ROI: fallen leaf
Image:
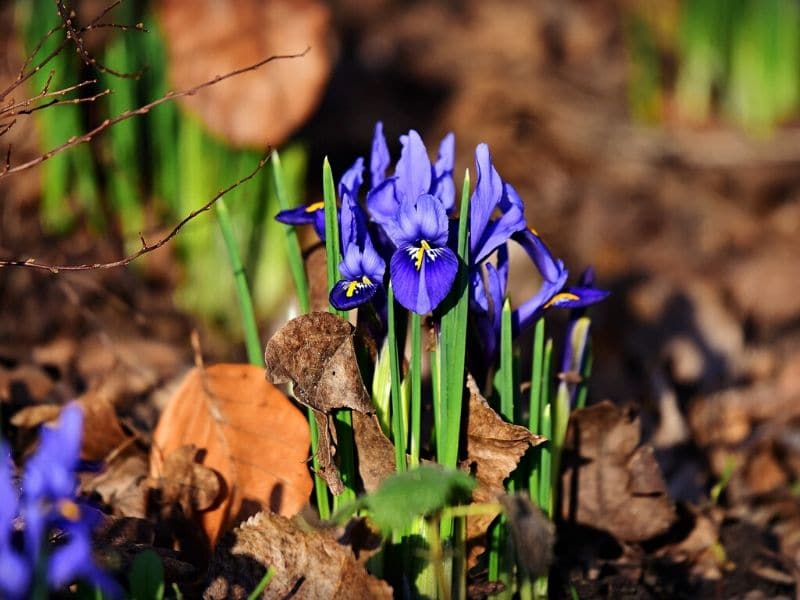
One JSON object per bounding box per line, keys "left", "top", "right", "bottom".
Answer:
{"left": 86, "top": 453, "right": 150, "bottom": 518}
{"left": 157, "top": 0, "right": 332, "bottom": 148}
{"left": 149, "top": 364, "right": 313, "bottom": 546}
{"left": 11, "top": 391, "right": 130, "bottom": 462}
{"left": 204, "top": 511, "right": 392, "bottom": 599}
{"left": 312, "top": 410, "right": 344, "bottom": 496}
{"left": 561, "top": 401, "right": 676, "bottom": 542}
{"left": 265, "top": 312, "right": 375, "bottom": 415}
{"left": 499, "top": 494, "right": 554, "bottom": 579}
{"left": 461, "top": 376, "right": 544, "bottom": 562}
{"left": 352, "top": 411, "right": 396, "bottom": 492}
{"left": 149, "top": 445, "right": 222, "bottom": 516}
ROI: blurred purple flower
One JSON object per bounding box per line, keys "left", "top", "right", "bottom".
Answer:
{"left": 0, "top": 404, "right": 118, "bottom": 599}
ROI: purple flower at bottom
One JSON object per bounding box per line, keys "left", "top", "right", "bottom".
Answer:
{"left": 385, "top": 193, "right": 458, "bottom": 314}
{"left": 0, "top": 404, "right": 119, "bottom": 599}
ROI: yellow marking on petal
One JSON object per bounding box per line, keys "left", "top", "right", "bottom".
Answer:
{"left": 305, "top": 201, "right": 325, "bottom": 212}
{"left": 528, "top": 226, "right": 539, "bottom": 236}
{"left": 544, "top": 292, "right": 580, "bottom": 309}
{"left": 361, "top": 275, "right": 372, "bottom": 286}
{"left": 59, "top": 499, "right": 81, "bottom": 522}
{"left": 414, "top": 240, "right": 432, "bottom": 271}
{"left": 346, "top": 280, "right": 359, "bottom": 298}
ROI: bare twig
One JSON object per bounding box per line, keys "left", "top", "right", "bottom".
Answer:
{"left": 0, "top": 47, "right": 309, "bottom": 178}
{"left": 0, "top": 152, "right": 271, "bottom": 272}
{"left": 56, "top": 0, "right": 144, "bottom": 80}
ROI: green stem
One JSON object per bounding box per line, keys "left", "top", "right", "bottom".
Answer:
{"left": 528, "top": 318, "right": 545, "bottom": 500}
{"left": 410, "top": 311, "right": 422, "bottom": 467}
{"left": 388, "top": 285, "right": 407, "bottom": 472}
{"left": 216, "top": 197, "right": 262, "bottom": 366}
{"left": 246, "top": 566, "right": 276, "bottom": 600}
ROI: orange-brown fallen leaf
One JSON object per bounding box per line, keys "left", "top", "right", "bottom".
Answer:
{"left": 204, "top": 511, "right": 392, "bottom": 599}
{"left": 157, "top": 0, "right": 332, "bottom": 148}
{"left": 149, "top": 364, "right": 313, "bottom": 547}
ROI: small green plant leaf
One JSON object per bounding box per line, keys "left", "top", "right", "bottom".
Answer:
{"left": 129, "top": 549, "right": 165, "bottom": 600}
{"left": 359, "top": 466, "right": 475, "bottom": 534}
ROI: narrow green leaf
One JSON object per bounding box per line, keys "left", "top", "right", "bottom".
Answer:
{"left": 410, "top": 311, "right": 423, "bottom": 467}
{"left": 322, "top": 157, "right": 345, "bottom": 318}
{"left": 387, "top": 284, "right": 407, "bottom": 473}
{"left": 246, "top": 566, "right": 275, "bottom": 600}
{"left": 129, "top": 550, "right": 165, "bottom": 600}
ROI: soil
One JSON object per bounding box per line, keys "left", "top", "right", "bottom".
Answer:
{"left": 2, "top": 0, "right": 800, "bottom": 598}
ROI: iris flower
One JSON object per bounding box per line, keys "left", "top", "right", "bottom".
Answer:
{"left": 275, "top": 201, "right": 326, "bottom": 241}
{"left": 367, "top": 125, "right": 455, "bottom": 226}
{"left": 0, "top": 404, "right": 118, "bottom": 599}
{"left": 511, "top": 229, "right": 609, "bottom": 333}
{"left": 384, "top": 193, "right": 459, "bottom": 314}
{"left": 330, "top": 159, "right": 387, "bottom": 310}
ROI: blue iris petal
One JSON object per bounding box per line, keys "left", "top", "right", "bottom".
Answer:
{"left": 366, "top": 177, "right": 399, "bottom": 227}
{"left": 391, "top": 243, "right": 458, "bottom": 315}
{"left": 371, "top": 122, "right": 391, "bottom": 188}
{"left": 470, "top": 145, "right": 527, "bottom": 264}
{"left": 395, "top": 131, "right": 433, "bottom": 205}
{"left": 433, "top": 132, "right": 455, "bottom": 213}
{"left": 275, "top": 202, "right": 326, "bottom": 241}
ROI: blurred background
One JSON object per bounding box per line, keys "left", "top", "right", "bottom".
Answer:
{"left": 2, "top": 0, "right": 800, "bottom": 533}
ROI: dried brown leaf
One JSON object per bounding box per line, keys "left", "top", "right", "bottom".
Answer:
{"left": 265, "top": 312, "right": 375, "bottom": 415}
{"left": 157, "top": 0, "right": 332, "bottom": 148}
{"left": 352, "top": 411, "right": 396, "bottom": 492}
{"left": 149, "top": 364, "right": 313, "bottom": 546}
{"left": 204, "top": 511, "right": 392, "bottom": 599}
{"left": 86, "top": 453, "right": 150, "bottom": 518}
{"left": 461, "top": 376, "right": 544, "bottom": 560}
{"left": 312, "top": 410, "right": 344, "bottom": 496}
{"left": 11, "top": 391, "right": 129, "bottom": 462}
{"left": 561, "top": 401, "right": 676, "bottom": 542}
{"left": 150, "top": 445, "right": 222, "bottom": 515}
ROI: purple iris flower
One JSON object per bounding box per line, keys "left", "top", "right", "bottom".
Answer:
{"left": 383, "top": 193, "right": 459, "bottom": 314}
{"left": 275, "top": 201, "right": 326, "bottom": 241}
{"left": 367, "top": 125, "right": 456, "bottom": 226}
{"left": 330, "top": 159, "right": 387, "bottom": 310}
{"left": 0, "top": 404, "right": 119, "bottom": 599}
{"left": 511, "top": 229, "right": 609, "bottom": 334}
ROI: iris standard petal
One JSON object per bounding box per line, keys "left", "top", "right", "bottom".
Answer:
{"left": 433, "top": 132, "right": 455, "bottom": 212}
{"left": 366, "top": 177, "right": 399, "bottom": 226}
{"left": 395, "top": 130, "right": 432, "bottom": 204}
{"left": 469, "top": 143, "right": 504, "bottom": 256}
{"left": 512, "top": 228, "right": 564, "bottom": 283}
{"left": 339, "top": 157, "right": 364, "bottom": 204}
{"left": 390, "top": 244, "right": 458, "bottom": 314}
{"left": 371, "top": 122, "right": 391, "bottom": 188}
{"left": 473, "top": 183, "right": 527, "bottom": 264}
{"left": 413, "top": 193, "right": 450, "bottom": 246}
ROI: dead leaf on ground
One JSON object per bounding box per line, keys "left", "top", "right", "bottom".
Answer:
{"left": 352, "top": 411, "right": 396, "bottom": 492}
{"left": 157, "top": 0, "right": 332, "bottom": 148}
{"left": 561, "top": 401, "right": 676, "bottom": 542}
{"left": 265, "top": 312, "right": 375, "bottom": 415}
{"left": 204, "top": 511, "right": 392, "bottom": 599}
{"left": 149, "top": 364, "right": 313, "bottom": 546}
{"left": 11, "top": 391, "right": 130, "bottom": 462}
{"left": 85, "top": 452, "right": 150, "bottom": 518}
{"left": 149, "top": 445, "right": 222, "bottom": 516}
{"left": 312, "top": 410, "right": 344, "bottom": 496}
{"left": 461, "top": 376, "right": 545, "bottom": 562}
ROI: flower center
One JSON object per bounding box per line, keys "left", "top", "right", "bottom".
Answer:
{"left": 409, "top": 240, "right": 441, "bottom": 271}
{"left": 346, "top": 275, "right": 373, "bottom": 298}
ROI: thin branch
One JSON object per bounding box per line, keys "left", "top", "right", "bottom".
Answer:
{"left": 0, "top": 47, "right": 309, "bottom": 178}
{"left": 0, "top": 152, "right": 271, "bottom": 272}
{"left": 57, "top": 0, "right": 144, "bottom": 80}
{"left": 2, "top": 79, "right": 98, "bottom": 115}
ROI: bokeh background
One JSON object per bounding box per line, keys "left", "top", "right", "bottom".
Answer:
{"left": 2, "top": 1, "right": 800, "bottom": 581}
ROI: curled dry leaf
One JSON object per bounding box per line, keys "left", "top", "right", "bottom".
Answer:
{"left": 352, "top": 411, "right": 396, "bottom": 492}
{"left": 561, "top": 400, "right": 676, "bottom": 542}
{"left": 204, "top": 511, "right": 392, "bottom": 599}
{"left": 149, "top": 445, "right": 222, "bottom": 516}
{"left": 265, "top": 312, "right": 375, "bottom": 415}
{"left": 157, "top": 0, "right": 332, "bottom": 148}
{"left": 461, "top": 376, "right": 545, "bottom": 561}
{"left": 312, "top": 410, "right": 345, "bottom": 496}
{"left": 149, "top": 364, "right": 313, "bottom": 547}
